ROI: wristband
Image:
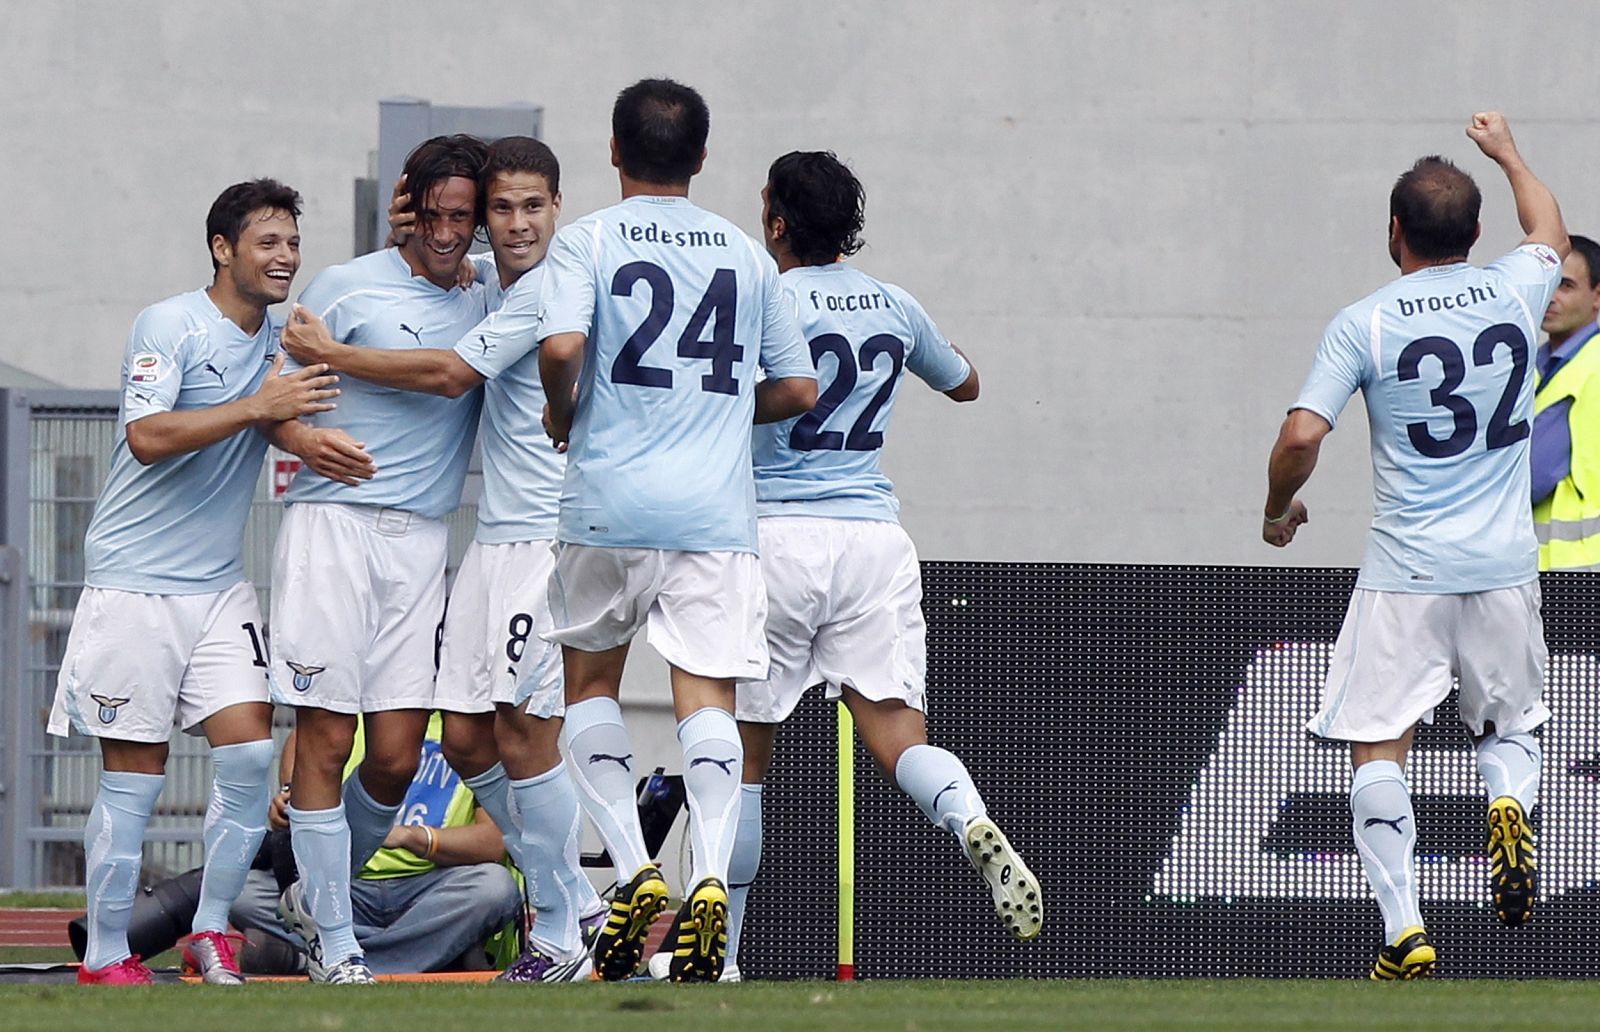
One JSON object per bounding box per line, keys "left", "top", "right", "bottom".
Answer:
{"left": 1264, "top": 507, "right": 1293, "bottom": 525}
{"left": 421, "top": 825, "right": 437, "bottom": 859}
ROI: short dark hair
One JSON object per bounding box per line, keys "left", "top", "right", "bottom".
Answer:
{"left": 766, "top": 151, "right": 866, "bottom": 266}
{"left": 403, "top": 134, "right": 489, "bottom": 231}
{"left": 1569, "top": 234, "right": 1600, "bottom": 289}
{"left": 478, "top": 136, "right": 561, "bottom": 225}
{"left": 206, "top": 178, "right": 301, "bottom": 271}
{"left": 1390, "top": 156, "right": 1482, "bottom": 260}
{"left": 612, "top": 78, "right": 709, "bottom": 185}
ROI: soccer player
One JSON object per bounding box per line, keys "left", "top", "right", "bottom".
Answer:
{"left": 48, "top": 179, "right": 350, "bottom": 985}
{"left": 280, "top": 136, "right": 607, "bottom": 982}
{"left": 718, "top": 152, "right": 1042, "bottom": 977}
{"left": 266, "top": 134, "right": 490, "bottom": 985}
{"left": 537, "top": 78, "right": 817, "bottom": 982}
{"left": 1262, "top": 112, "right": 1566, "bottom": 979}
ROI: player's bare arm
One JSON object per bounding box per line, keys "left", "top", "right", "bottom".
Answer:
{"left": 1261, "top": 408, "right": 1330, "bottom": 546}
{"left": 125, "top": 354, "right": 339, "bottom": 465}
{"left": 538, "top": 330, "right": 586, "bottom": 447}
{"left": 754, "top": 375, "right": 820, "bottom": 424}
{"left": 283, "top": 304, "right": 484, "bottom": 399}
{"left": 944, "top": 342, "right": 980, "bottom": 402}
{"left": 1467, "top": 112, "right": 1570, "bottom": 258}
{"left": 263, "top": 417, "right": 377, "bottom": 487}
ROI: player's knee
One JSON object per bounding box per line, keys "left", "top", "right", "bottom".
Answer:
{"left": 440, "top": 714, "right": 497, "bottom": 775}
{"left": 359, "top": 745, "right": 420, "bottom": 796}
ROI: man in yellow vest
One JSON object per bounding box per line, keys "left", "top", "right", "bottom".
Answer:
{"left": 228, "top": 714, "right": 523, "bottom": 974}
{"left": 1532, "top": 234, "right": 1600, "bottom": 569}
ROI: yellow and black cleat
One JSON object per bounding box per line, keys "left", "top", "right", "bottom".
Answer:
{"left": 1370, "top": 926, "right": 1437, "bottom": 981}
{"left": 592, "top": 863, "right": 670, "bottom": 981}
{"left": 667, "top": 876, "right": 729, "bottom": 983}
{"left": 1487, "top": 796, "right": 1537, "bottom": 927}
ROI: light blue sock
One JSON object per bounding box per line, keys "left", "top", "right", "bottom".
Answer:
{"left": 83, "top": 770, "right": 164, "bottom": 970}
{"left": 342, "top": 771, "right": 401, "bottom": 877}
{"left": 678, "top": 707, "right": 743, "bottom": 887}
{"left": 894, "top": 743, "right": 988, "bottom": 838}
{"left": 563, "top": 697, "right": 650, "bottom": 879}
{"left": 1476, "top": 732, "right": 1542, "bottom": 810}
{"left": 726, "top": 783, "right": 763, "bottom": 968}
{"left": 462, "top": 762, "right": 529, "bottom": 869}
{"left": 1350, "top": 760, "right": 1423, "bottom": 941}
{"left": 510, "top": 761, "right": 594, "bottom": 956}
{"left": 288, "top": 803, "right": 362, "bottom": 965}
{"left": 192, "top": 739, "right": 274, "bottom": 934}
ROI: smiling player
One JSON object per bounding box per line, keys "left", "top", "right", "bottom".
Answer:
{"left": 282, "top": 136, "right": 609, "bottom": 982}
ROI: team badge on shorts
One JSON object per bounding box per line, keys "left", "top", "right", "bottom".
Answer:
{"left": 89, "top": 694, "right": 132, "bottom": 725}
{"left": 286, "top": 661, "right": 326, "bottom": 692}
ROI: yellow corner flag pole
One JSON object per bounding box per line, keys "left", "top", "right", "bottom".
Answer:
{"left": 837, "top": 699, "right": 855, "bottom": 981}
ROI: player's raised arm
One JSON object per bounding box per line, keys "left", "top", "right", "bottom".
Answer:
{"left": 283, "top": 304, "right": 485, "bottom": 399}
{"left": 1467, "top": 112, "right": 1569, "bottom": 258}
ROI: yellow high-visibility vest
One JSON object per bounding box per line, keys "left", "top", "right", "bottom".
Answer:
{"left": 1533, "top": 328, "right": 1600, "bottom": 570}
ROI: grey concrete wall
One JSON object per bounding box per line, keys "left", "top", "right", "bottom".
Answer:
{"left": 6, "top": 0, "right": 1598, "bottom": 575}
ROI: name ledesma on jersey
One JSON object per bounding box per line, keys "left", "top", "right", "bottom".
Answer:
{"left": 1395, "top": 283, "right": 1498, "bottom": 318}
{"left": 616, "top": 221, "right": 728, "bottom": 248}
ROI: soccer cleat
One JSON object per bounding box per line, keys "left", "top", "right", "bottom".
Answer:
{"left": 1487, "top": 796, "right": 1537, "bottom": 927}
{"left": 77, "top": 954, "right": 154, "bottom": 985}
{"left": 277, "top": 880, "right": 339, "bottom": 982}
{"left": 497, "top": 944, "right": 592, "bottom": 983}
{"left": 591, "top": 864, "right": 670, "bottom": 981}
{"left": 961, "top": 816, "right": 1043, "bottom": 941}
{"left": 183, "top": 930, "right": 246, "bottom": 985}
{"left": 320, "top": 955, "right": 375, "bottom": 985}
{"left": 1370, "top": 926, "right": 1436, "bottom": 980}
{"left": 579, "top": 906, "right": 607, "bottom": 951}
{"left": 649, "top": 948, "right": 741, "bottom": 983}
{"left": 667, "top": 877, "right": 729, "bottom": 983}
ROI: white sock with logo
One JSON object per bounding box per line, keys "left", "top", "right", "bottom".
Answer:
{"left": 677, "top": 707, "right": 744, "bottom": 887}
{"left": 894, "top": 743, "right": 988, "bottom": 838}
{"left": 725, "top": 783, "right": 764, "bottom": 968}
{"left": 563, "top": 697, "right": 650, "bottom": 879}
{"left": 1350, "top": 760, "right": 1423, "bottom": 941}
{"left": 1475, "top": 731, "right": 1541, "bottom": 810}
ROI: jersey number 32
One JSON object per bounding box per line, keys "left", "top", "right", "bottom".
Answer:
{"left": 1398, "top": 322, "right": 1529, "bottom": 459}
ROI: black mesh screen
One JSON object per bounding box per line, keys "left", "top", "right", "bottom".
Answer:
{"left": 743, "top": 564, "right": 1600, "bottom": 979}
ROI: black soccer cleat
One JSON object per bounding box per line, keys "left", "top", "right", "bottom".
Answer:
{"left": 1369, "top": 926, "right": 1437, "bottom": 981}
{"left": 592, "top": 863, "right": 669, "bottom": 981}
{"left": 1487, "top": 796, "right": 1537, "bottom": 927}
{"left": 667, "top": 877, "right": 729, "bottom": 983}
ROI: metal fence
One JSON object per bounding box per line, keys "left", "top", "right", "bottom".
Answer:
{"left": 0, "top": 389, "right": 477, "bottom": 888}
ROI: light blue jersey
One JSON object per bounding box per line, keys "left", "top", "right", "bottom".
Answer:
{"left": 454, "top": 259, "right": 562, "bottom": 543}
{"left": 540, "top": 196, "right": 812, "bottom": 553}
{"left": 753, "top": 264, "right": 970, "bottom": 521}
{"left": 86, "top": 290, "right": 277, "bottom": 594}
{"left": 285, "top": 248, "right": 486, "bottom": 520}
{"left": 1294, "top": 243, "right": 1563, "bottom": 593}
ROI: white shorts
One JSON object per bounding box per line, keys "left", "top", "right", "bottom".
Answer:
{"left": 48, "top": 582, "right": 270, "bottom": 743}
{"left": 268, "top": 502, "right": 447, "bottom": 714}
{"left": 435, "top": 539, "right": 564, "bottom": 718}
{"left": 1308, "top": 582, "right": 1550, "bottom": 742}
{"left": 545, "top": 543, "right": 769, "bottom": 682}
{"left": 737, "top": 517, "right": 927, "bottom": 724}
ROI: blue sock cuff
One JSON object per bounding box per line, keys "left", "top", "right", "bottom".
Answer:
{"left": 512, "top": 760, "right": 567, "bottom": 789}
{"left": 677, "top": 706, "right": 737, "bottom": 738}
{"left": 892, "top": 743, "right": 936, "bottom": 787}
{"left": 1351, "top": 759, "right": 1407, "bottom": 794}
{"left": 740, "top": 783, "right": 763, "bottom": 800}
{"left": 342, "top": 772, "right": 393, "bottom": 817}
{"left": 100, "top": 770, "right": 165, "bottom": 812}
{"left": 462, "top": 762, "right": 508, "bottom": 791}
{"left": 287, "top": 802, "right": 345, "bottom": 827}
{"left": 565, "top": 696, "right": 625, "bottom": 728}
{"left": 211, "top": 738, "right": 275, "bottom": 783}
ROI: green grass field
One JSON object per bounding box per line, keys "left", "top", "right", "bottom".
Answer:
{"left": 0, "top": 979, "right": 1597, "bottom": 1032}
